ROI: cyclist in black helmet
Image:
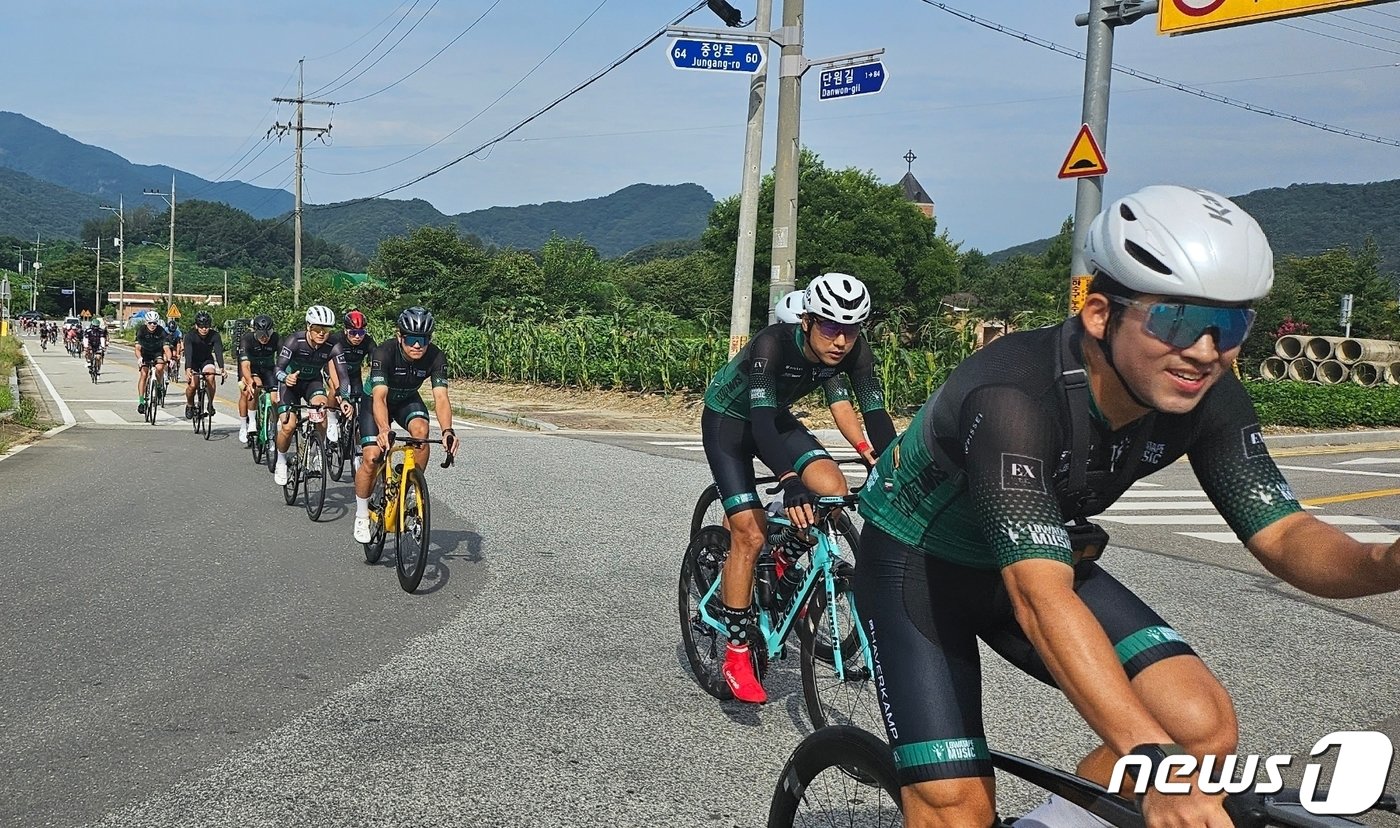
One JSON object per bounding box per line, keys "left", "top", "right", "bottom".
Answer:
{"left": 238, "top": 314, "right": 280, "bottom": 443}
{"left": 351, "top": 307, "right": 460, "bottom": 543}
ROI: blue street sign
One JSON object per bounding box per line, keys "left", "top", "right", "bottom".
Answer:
{"left": 819, "top": 61, "right": 888, "bottom": 100}
{"left": 668, "top": 38, "right": 765, "bottom": 74}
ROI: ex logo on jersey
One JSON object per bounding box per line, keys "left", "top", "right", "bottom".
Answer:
{"left": 1001, "top": 453, "right": 1046, "bottom": 493}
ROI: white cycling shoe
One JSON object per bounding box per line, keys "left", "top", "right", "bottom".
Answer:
{"left": 353, "top": 516, "right": 373, "bottom": 544}
{"left": 238, "top": 424, "right": 249, "bottom": 443}
{"left": 274, "top": 461, "right": 288, "bottom": 485}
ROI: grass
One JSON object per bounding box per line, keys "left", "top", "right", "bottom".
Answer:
{"left": 0, "top": 336, "right": 50, "bottom": 454}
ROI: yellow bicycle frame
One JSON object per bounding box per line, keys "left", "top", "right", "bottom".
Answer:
{"left": 370, "top": 441, "right": 419, "bottom": 534}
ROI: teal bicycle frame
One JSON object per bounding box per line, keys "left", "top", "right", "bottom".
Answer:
{"left": 694, "top": 495, "right": 873, "bottom": 680}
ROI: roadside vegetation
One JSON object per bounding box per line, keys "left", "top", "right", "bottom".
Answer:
{"left": 0, "top": 335, "right": 45, "bottom": 454}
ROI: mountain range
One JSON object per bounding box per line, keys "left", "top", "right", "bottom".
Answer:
{"left": 1, "top": 111, "right": 1397, "bottom": 270}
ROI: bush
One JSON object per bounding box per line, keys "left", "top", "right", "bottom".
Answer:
{"left": 1244, "top": 379, "right": 1400, "bottom": 428}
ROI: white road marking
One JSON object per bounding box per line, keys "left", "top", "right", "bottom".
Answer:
{"left": 86, "top": 409, "right": 126, "bottom": 425}
{"left": 1277, "top": 464, "right": 1400, "bottom": 480}
{"left": 20, "top": 344, "right": 76, "bottom": 425}
{"left": 1181, "top": 530, "right": 1400, "bottom": 544}
{"left": 1335, "top": 457, "right": 1400, "bottom": 466}
{"left": 1118, "top": 490, "right": 1213, "bottom": 498}
{"left": 1102, "top": 501, "right": 1218, "bottom": 510}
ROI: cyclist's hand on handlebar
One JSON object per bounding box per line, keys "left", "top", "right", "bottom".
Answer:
{"left": 285, "top": 370, "right": 299, "bottom": 386}
{"left": 780, "top": 475, "right": 817, "bottom": 530}
{"left": 340, "top": 399, "right": 354, "bottom": 418}
{"left": 375, "top": 431, "right": 390, "bottom": 452}
{"left": 442, "top": 428, "right": 460, "bottom": 456}
{"left": 1142, "top": 784, "right": 1231, "bottom": 828}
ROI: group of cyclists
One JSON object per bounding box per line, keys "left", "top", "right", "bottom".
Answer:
{"left": 126, "top": 302, "right": 461, "bottom": 543}
{"left": 696, "top": 185, "right": 1400, "bottom": 828}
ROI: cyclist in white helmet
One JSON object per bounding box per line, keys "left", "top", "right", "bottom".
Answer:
{"left": 272, "top": 305, "right": 352, "bottom": 485}
{"left": 133, "top": 311, "right": 172, "bottom": 415}
{"left": 698, "top": 272, "right": 895, "bottom": 704}
{"left": 855, "top": 185, "right": 1400, "bottom": 828}
{"left": 775, "top": 288, "right": 883, "bottom": 470}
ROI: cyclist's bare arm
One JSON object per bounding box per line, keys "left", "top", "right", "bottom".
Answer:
{"left": 431, "top": 386, "right": 458, "bottom": 454}
{"left": 372, "top": 385, "right": 392, "bottom": 448}
{"left": 828, "top": 400, "right": 876, "bottom": 465}
{"left": 1248, "top": 511, "right": 1400, "bottom": 598}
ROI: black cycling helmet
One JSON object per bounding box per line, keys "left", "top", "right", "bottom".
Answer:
{"left": 251, "top": 314, "right": 274, "bottom": 333}
{"left": 396, "top": 306, "right": 435, "bottom": 336}
{"left": 194, "top": 311, "right": 213, "bottom": 327}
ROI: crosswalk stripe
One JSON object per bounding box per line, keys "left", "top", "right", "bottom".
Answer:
{"left": 1102, "top": 501, "right": 1217, "bottom": 510}
{"left": 86, "top": 409, "right": 126, "bottom": 424}
{"left": 1180, "top": 530, "right": 1400, "bottom": 544}
{"left": 1118, "top": 490, "right": 1213, "bottom": 498}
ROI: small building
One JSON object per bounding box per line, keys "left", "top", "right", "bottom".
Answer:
{"left": 107, "top": 291, "right": 224, "bottom": 321}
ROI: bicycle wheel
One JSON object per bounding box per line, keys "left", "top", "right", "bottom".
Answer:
{"left": 145, "top": 375, "right": 158, "bottom": 425}
{"left": 800, "top": 585, "right": 880, "bottom": 736}
{"left": 678, "top": 525, "right": 767, "bottom": 700}
{"left": 364, "top": 473, "right": 388, "bottom": 564}
{"left": 282, "top": 429, "right": 300, "bottom": 505}
{"left": 328, "top": 429, "right": 346, "bottom": 482}
{"left": 192, "top": 386, "right": 204, "bottom": 435}
{"left": 303, "top": 430, "right": 327, "bottom": 521}
{"left": 395, "top": 468, "right": 431, "bottom": 592}
{"left": 265, "top": 405, "right": 280, "bottom": 474}
{"left": 690, "top": 483, "right": 723, "bottom": 540}
{"left": 767, "top": 726, "right": 901, "bottom": 828}
{"left": 250, "top": 405, "right": 266, "bottom": 464}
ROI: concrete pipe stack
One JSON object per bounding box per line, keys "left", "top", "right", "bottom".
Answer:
{"left": 1259, "top": 335, "right": 1400, "bottom": 387}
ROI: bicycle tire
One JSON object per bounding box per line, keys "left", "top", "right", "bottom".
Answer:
{"left": 282, "top": 429, "right": 300, "bottom": 505}
{"left": 328, "top": 430, "right": 346, "bottom": 482}
{"left": 690, "top": 483, "right": 722, "bottom": 541}
{"left": 192, "top": 385, "right": 204, "bottom": 435}
{"left": 767, "top": 726, "right": 901, "bottom": 828}
{"left": 395, "top": 468, "right": 431, "bottom": 592}
{"left": 799, "top": 587, "right": 880, "bottom": 738}
{"left": 250, "top": 407, "right": 265, "bottom": 464}
{"left": 678, "top": 525, "right": 768, "bottom": 701}
{"left": 265, "top": 404, "right": 280, "bottom": 474}
{"left": 304, "top": 430, "right": 327, "bottom": 521}
{"left": 145, "top": 373, "right": 158, "bottom": 425}
{"left": 364, "top": 473, "right": 388, "bottom": 564}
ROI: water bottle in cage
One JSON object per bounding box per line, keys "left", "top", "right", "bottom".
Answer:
{"left": 754, "top": 548, "right": 779, "bottom": 609}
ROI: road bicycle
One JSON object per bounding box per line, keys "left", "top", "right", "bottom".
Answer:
{"left": 680, "top": 484, "right": 869, "bottom": 719}
{"left": 328, "top": 394, "right": 361, "bottom": 483}
{"left": 190, "top": 370, "right": 223, "bottom": 440}
{"left": 247, "top": 386, "right": 276, "bottom": 468}
{"left": 279, "top": 403, "right": 331, "bottom": 522}
{"left": 142, "top": 360, "right": 168, "bottom": 425}
{"left": 766, "top": 725, "right": 1399, "bottom": 828}
{"left": 362, "top": 432, "right": 454, "bottom": 593}
{"left": 86, "top": 349, "right": 103, "bottom": 383}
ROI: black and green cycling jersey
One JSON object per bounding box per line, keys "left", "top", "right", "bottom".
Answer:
{"left": 859, "top": 318, "right": 1302, "bottom": 569}
{"left": 703, "top": 323, "right": 885, "bottom": 419}
{"left": 365, "top": 340, "right": 449, "bottom": 405}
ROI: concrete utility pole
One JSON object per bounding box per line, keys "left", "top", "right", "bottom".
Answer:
{"left": 82, "top": 239, "right": 101, "bottom": 317}
{"left": 767, "top": 0, "right": 803, "bottom": 323}
{"left": 1070, "top": 0, "right": 1155, "bottom": 280}
{"left": 100, "top": 197, "right": 125, "bottom": 321}
{"left": 143, "top": 176, "right": 177, "bottom": 312}
{"left": 271, "top": 59, "right": 333, "bottom": 309}
{"left": 728, "top": 0, "right": 775, "bottom": 356}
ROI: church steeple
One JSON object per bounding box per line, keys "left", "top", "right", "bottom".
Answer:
{"left": 898, "top": 150, "right": 934, "bottom": 219}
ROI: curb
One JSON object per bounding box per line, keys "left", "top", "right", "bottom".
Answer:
{"left": 452, "top": 405, "right": 560, "bottom": 432}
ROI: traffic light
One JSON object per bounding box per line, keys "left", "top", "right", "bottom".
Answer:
{"left": 707, "top": 0, "right": 744, "bottom": 27}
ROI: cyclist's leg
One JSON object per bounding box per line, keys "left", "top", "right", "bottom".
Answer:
{"left": 184, "top": 366, "right": 198, "bottom": 414}
{"left": 275, "top": 384, "right": 301, "bottom": 453}
{"left": 702, "top": 408, "right": 771, "bottom": 702}
{"left": 778, "top": 415, "right": 848, "bottom": 497}
{"left": 202, "top": 365, "right": 219, "bottom": 411}
{"left": 986, "top": 563, "right": 1233, "bottom": 786}
{"left": 400, "top": 398, "right": 431, "bottom": 468}
{"left": 852, "top": 523, "right": 1000, "bottom": 828}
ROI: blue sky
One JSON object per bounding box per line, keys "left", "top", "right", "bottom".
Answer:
{"left": 9, "top": 1, "right": 1400, "bottom": 253}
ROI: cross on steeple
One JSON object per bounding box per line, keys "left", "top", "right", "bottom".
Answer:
{"left": 904, "top": 150, "right": 917, "bottom": 173}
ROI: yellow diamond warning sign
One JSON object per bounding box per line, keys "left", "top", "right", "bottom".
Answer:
{"left": 1058, "top": 124, "right": 1108, "bottom": 179}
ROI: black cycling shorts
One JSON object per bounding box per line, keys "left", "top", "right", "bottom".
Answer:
{"left": 359, "top": 397, "right": 429, "bottom": 447}
{"left": 853, "top": 523, "right": 1196, "bottom": 787}
{"left": 701, "top": 407, "right": 831, "bottom": 516}
{"left": 247, "top": 367, "right": 277, "bottom": 391}
{"left": 278, "top": 377, "right": 327, "bottom": 414}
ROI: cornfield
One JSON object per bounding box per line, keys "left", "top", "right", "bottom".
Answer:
{"left": 432, "top": 307, "right": 979, "bottom": 412}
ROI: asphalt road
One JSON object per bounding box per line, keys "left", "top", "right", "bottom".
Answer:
{"left": 3, "top": 337, "right": 1398, "bottom": 827}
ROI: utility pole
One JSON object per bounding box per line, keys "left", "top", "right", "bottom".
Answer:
{"left": 143, "top": 176, "right": 177, "bottom": 313}
{"left": 1069, "top": 1, "right": 1155, "bottom": 281}
{"left": 82, "top": 239, "right": 102, "bottom": 317}
{"left": 728, "top": 0, "right": 774, "bottom": 356}
{"left": 767, "top": 0, "right": 803, "bottom": 323}
{"left": 271, "top": 59, "right": 333, "bottom": 309}
{"left": 30, "top": 234, "right": 44, "bottom": 312}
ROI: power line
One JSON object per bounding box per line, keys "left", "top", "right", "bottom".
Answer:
{"left": 916, "top": 1, "right": 1400, "bottom": 149}
{"left": 307, "top": 1, "right": 707, "bottom": 212}
{"left": 190, "top": 63, "right": 300, "bottom": 188}
{"left": 1279, "top": 19, "right": 1400, "bottom": 54}
{"left": 307, "top": 0, "right": 416, "bottom": 62}
{"left": 306, "top": 0, "right": 613, "bottom": 178}
{"left": 336, "top": 0, "right": 506, "bottom": 105}
{"left": 316, "top": 0, "right": 444, "bottom": 101}
{"left": 1306, "top": 13, "right": 1400, "bottom": 43}
{"left": 1337, "top": 10, "right": 1400, "bottom": 37}
{"left": 306, "top": 0, "right": 424, "bottom": 99}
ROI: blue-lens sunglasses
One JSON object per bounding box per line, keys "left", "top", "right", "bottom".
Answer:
{"left": 1109, "top": 296, "right": 1255, "bottom": 351}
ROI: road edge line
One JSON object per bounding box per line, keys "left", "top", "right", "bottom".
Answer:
{"left": 20, "top": 344, "right": 76, "bottom": 426}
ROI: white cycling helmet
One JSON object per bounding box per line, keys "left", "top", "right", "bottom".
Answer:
{"left": 305, "top": 305, "right": 335, "bottom": 326}
{"left": 1084, "top": 185, "right": 1273, "bottom": 303}
{"left": 144, "top": 311, "right": 162, "bottom": 324}
{"left": 775, "top": 290, "right": 805, "bottom": 324}
{"left": 804, "top": 272, "right": 871, "bottom": 324}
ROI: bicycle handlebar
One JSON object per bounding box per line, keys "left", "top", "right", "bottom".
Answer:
{"left": 384, "top": 430, "right": 455, "bottom": 469}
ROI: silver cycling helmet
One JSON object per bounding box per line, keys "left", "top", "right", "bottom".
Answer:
{"left": 1084, "top": 185, "right": 1273, "bottom": 303}
{"left": 774, "top": 290, "right": 805, "bottom": 324}
{"left": 305, "top": 305, "right": 335, "bottom": 327}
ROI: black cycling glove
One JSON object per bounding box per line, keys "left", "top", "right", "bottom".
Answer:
{"left": 779, "top": 475, "right": 816, "bottom": 513}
